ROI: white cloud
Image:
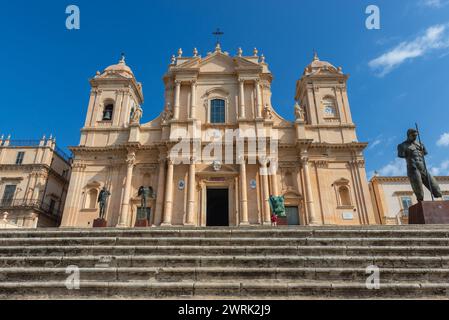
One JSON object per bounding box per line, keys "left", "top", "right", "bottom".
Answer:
{"left": 430, "top": 160, "right": 449, "bottom": 176}
{"left": 376, "top": 159, "right": 407, "bottom": 176}
{"left": 369, "top": 24, "right": 449, "bottom": 76}
{"left": 376, "top": 158, "right": 449, "bottom": 178}
{"left": 368, "top": 139, "right": 382, "bottom": 150}
{"left": 437, "top": 133, "right": 449, "bottom": 147}
{"left": 420, "top": 0, "right": 449, "bottom": 8}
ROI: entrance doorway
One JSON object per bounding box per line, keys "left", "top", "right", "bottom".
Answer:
{"left": 285, "top": 206, "right": 300, "bottom": 225}
{"left": 206, "top": 189, "right": 229, "bottom": 226}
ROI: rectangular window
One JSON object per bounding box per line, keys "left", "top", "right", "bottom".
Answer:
{"left": 401, "top": 196, "right": 413, "bottom": 216}
{"left": 2, "top": 185, "right": 17, "bottom": 206}
{"left": 210, "top": 99, "right": 225, "bottom": 124}
{"left": 443, "top": 195, "right": 449, "bottom": 201}
{"left": 16, "top": 152, "right": 25, "bottom": 165}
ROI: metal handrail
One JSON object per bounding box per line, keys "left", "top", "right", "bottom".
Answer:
{"left": 2, "top": 140, "right": 72, "bottom": 162}
{"left": 0, "top": 199, "right": 62, "bottom": 217}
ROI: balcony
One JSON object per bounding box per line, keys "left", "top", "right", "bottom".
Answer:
{"left": 0, "top": 199, "right": 62, "bottom": 223}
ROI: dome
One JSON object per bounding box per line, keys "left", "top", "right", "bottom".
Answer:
{"left": 103, "top": 54, "right": 134, "bottom": 78}
{"left": 303, "top": 52, "right": 340, "bottom": 76}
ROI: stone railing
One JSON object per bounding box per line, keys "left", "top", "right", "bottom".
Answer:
{"left": 0, "top": 213, "right": 21, "bottom": 229}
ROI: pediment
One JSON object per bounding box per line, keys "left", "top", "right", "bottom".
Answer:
{"left": 334, "top": 178, "right": 350, "bottom": 186}
{"left": 198, "top": 53, "right": 236, "bottom": 73}
{"left": 234, "top": 56, "right": 262, "bottom": 69}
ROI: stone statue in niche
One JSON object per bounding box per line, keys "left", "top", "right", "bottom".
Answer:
{"left": 294, "top": 102, "right": 305, "bottom": 121}
{"left": 263, "top": 104, "right": 273, "bottom": 120}
{"left": 130, "top": 105, "right": 143, "bottom": 124}
{"left": 161, "top": 103, "right": 173, "bottom": 124}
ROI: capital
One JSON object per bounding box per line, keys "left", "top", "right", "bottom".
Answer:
{"left": 258, "top": 156, "right": 269, "bottom": 167}
{"left": 238, "top": 155, "right": 246, "bottom": 165}
{"left": 126, "top": 152, "right": 136, "bottom": 166}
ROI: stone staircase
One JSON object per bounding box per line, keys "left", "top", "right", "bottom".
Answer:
{"left": 1, "top": 226, "right": 449, "bottom": 299}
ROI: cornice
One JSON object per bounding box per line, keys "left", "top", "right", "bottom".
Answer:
{"left": 371, "top": 176, "right": 449, "bottom": 183}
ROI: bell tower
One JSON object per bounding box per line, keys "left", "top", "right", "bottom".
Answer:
{"left": 80, "top": 55, "right": 144, "bottom": 147}
{"left": 295, "top": 52, "right": 357, "bottom": 144}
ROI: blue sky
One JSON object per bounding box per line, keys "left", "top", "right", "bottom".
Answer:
{"left": 0, "top": 0, "right": 448, "bottom": 177}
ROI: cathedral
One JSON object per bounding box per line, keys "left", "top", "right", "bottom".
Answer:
{"left": 60, "top": 44, "right": 379, "bottom": 228}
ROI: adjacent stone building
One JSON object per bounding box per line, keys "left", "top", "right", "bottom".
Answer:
{"left": 61, "top": 45, "right": 379, "bottom": 228}
{"left": 369, "top": 175, "right": 449, "bottom": 225}
{"left": 0, "top": 135, "right": 71, "bottom": 227}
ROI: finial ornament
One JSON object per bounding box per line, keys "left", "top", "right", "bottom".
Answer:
{"left": 237, "top": 47, "right": 243, "bottom": 57}
{"left": 215, "top": 42, "right": 221, "bottom": 52}
{"left": 119, "top": 53, "right": 126, "bottom": 64}
{"left": 253, "top": 48, "right": 259, "bottom": 57}
{"left": 313, "top": 50, "right": 319, "bottom": 61}
{"left": 171, "top": 55, "right": 176, "bottom": 65}
{"left": 178, "top": 48, "right": 183, "bottom": 58}
{"left": 260, "top": 54, "right": 265, "bottom": 63}
{"left": 193, "top": 48, "right": 198, "bottom": 57}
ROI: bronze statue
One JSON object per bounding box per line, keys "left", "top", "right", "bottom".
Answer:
{"left": 97, "top": 187, "right": 111, "bottom": 219}
{"left": 398, "top": 128, "right": 442, "bottom": 202}
{"left": 138, "top": 186, "right": 153, "bottom": 210}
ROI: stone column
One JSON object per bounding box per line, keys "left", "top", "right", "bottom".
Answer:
{"left": 255, "top": 80, "right": 262, "bottom": 119}
{"left": 60, "top": 163, "right": 85, "bottom": 227}
{"left": 239, "top": 79, "right": 246, "bottom": 119}
{"left": 117, "top": 151, "right": 136, "bottom": 227}
{"left": 161, "top": 159, "right": 175, "bottom": 226}
{"left": 260, "top": 158, "right": 271, "bottom": 224}
{"left": 153, "top": 155, "right": 166, "bottom": 226}
{"left": 185, "top": 157, "right": 196, "bottom": 225}
{"left": 190, "top": 80, "right": 197, "bottom": 119}
{"left": 239, "top": 156, "right": 249, "bottom": 225}
{"left": 301, "top": 155, "right": 318, "bottom": 225}
{"left": 173, "top": 80, "right": 181, "bottom": 120}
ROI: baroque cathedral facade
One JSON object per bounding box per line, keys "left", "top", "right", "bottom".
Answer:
{"left": 61, "top": 44, "right": 379, "bottom": 228}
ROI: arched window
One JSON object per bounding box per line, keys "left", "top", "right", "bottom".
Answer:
{"left": 102, "top": 104, "right": 114, "bottom": 121}
{"left": 210, "top": 99, "right": 225, "bottom": 124}
{"left": 86, "top": 189, "right": 98, "bottom": 209}
{"left": 323, "top": 98, "right": 337, "bottom": 118}
{"left": 339, "top": 186, "right": 351, "bottom": 207}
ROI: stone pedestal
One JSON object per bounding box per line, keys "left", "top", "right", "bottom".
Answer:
{"left": 277, "top": 217, "right": 288, "bottom": 226}
{"left": 409, "top": 201, "right": 449, "bottom": 224}
{"left": 93, "top": 219, "right": 107, "bottom": 228}
{"left": 135, "top": 219, "right": 150, "bottom": 227}
{"left": 135, "top": 207, "right": 151, "bottom": 228}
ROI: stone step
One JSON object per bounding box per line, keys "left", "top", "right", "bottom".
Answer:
{"left": 1, "top": 267, "right": 448, "bottom": 283}
{"left": 0, "top": 255, "right": 448, "bottom": 269}
{"left": 0, "top": 281, "right": 448, "bottom": 299}
{"left": 2, "top": 245, "right": 449, "bottom": 257}
{"left": 2, "top": 237, "right": 449, "bottom": 247}
{"left": 1, "top": 228, "right": 449, "bottom": 239}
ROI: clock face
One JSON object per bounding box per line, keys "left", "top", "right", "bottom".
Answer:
{"left": 324, "top": 106, "right": 335, "bottom": 117}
